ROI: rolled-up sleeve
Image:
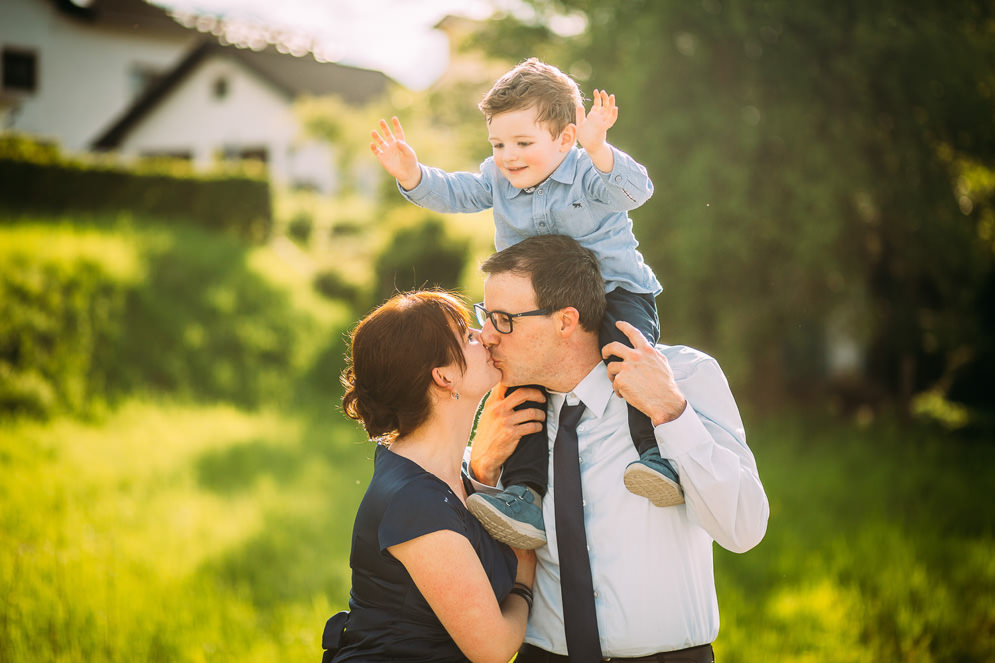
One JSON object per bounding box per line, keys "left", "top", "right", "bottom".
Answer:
{"left": 654, "top": 352, "right": 769, "bottom": 553}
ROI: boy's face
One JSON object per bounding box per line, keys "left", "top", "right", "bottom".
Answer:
{"left": 487, "top": 108, "right": 574, "bottom": 190}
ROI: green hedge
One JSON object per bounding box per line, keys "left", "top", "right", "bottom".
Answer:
{"left": 0, "top": 221, "right": 319, "bottom": 420}
{"left": 0, "top": 230, "right": 135, "bottom": 417}
{"left": 0, "top": 135, "right": 272, "bottom": 241}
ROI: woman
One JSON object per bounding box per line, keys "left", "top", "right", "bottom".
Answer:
{"left": 326, "top": 290, "right": 536, "bottom": 663}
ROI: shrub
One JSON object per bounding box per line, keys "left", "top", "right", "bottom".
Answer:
{"left": 287, "top": 212, "right": 314, "bottom": 245}
{"left": 0, "top": 134, "right": 272, "bottom": 241}
{"left": 313, "top": 269, "right": 364, "bottom": 308}
{"left": 0, "top": 229, "right": 138, "bottom": 418}
{"left": 372, "top": 217, "right": 469, "bottom": 304}
{"left": 0, "top": 220, "right": 320, "bottom": 419}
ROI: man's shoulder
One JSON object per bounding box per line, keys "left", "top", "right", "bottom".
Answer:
{"left": 655, "top": 344, "right": 720, "bottom": 379}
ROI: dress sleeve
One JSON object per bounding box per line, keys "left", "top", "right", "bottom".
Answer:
{"left": 378, "top": 479, "right": 466, "bottom": 552}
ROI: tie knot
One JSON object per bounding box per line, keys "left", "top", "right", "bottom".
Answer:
{"left": 558, "top": 401, "right": 585, "bottom": 430}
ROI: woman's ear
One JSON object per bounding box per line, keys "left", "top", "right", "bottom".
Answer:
{"left": 430, "top": 367, "right": 452, "bottom": 391}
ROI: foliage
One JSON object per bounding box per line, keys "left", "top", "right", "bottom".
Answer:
{"left": 313, "top": 268, "right": 366, "bottom": 309}
{"left": 0, "top": 134, "right": 272, "bottom": 241}
{"left": 476, "top": 0, "right": 995, "bottom": 415}
{"left": 0, "top": 399, "right": 371, "bottom": 663}
{"left": 0, "top": 224, "right": 140, "bottom": 417}
{"left": 372, "top": 216, "right": 471, "bottom": 305}
{"left": 713, "top": 413, "right": 995, "bottom": 662}
{"left": 287, "top": 211, "right": 314, "bottom": 246}
{"left": 2, "top": 398, "right": 992, "bottom": 662}
{"left": 0, "top": 216, "right": 337, "bottom": 419}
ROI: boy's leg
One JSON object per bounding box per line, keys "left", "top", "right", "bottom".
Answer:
{"left": 466, "top": 385, "right": 549, "bottom": 549}
{"left": 497, "top": 385, "right": 549, "bottom": 495}
{"left": 601, "top": 289, "right": 684, "bottom": 507}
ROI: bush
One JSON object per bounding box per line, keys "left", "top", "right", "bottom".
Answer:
{"left": 0, "top": 134, "right": 272, "bottom": 241}
{"left": 287, "top": 212, "right": 313, "bottom": 245}
{"left": 0, "top": 220, "right": 321, "bottom": 419}
{"left": 372, "top": 217, "right": 469, "bottom": 304}
{"left": 0, "top": 229, "right": 137, "bottom": 418}
{"left": 313, "top": 269, "right": 364, "bottom": 308}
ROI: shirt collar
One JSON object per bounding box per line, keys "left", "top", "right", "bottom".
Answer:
{"left": 502, "top": 147, "right": 579, "bottom": 199}
{"left": 547, "top": 360, "right": 614, "bottom": 419}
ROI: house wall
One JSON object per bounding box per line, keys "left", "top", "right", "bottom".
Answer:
{"left": 116, "top": 53, "right": 336, "bottom": 192}
{"left": 0, "top": 0, "right": 195, "bottom": 151}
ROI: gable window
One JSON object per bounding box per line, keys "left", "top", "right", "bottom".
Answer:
{"left": 2, "top": 48, "right": 38, "bottom": 93}
{"left": 212, "top": 76, "right": 229, "bottom": 100}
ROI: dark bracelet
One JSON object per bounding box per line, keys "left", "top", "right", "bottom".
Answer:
{"left": 509, "top": 583, "right": 533, "bottom": 614}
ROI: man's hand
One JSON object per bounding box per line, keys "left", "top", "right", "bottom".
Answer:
{"left": 602, "top": 321, "right": 687, "bottom": 426}
{"left": 469, "top": 384, "right": 546, "bottom": 487}
{"left": 575, "top": 89, "right": 618, "bottom": 172}
{"left": 370, "top": 116, "right": 422, "bottom": 190}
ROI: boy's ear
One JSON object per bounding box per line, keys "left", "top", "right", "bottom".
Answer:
{"left": 559, "top": 124, "right": 577, "bottom": 151}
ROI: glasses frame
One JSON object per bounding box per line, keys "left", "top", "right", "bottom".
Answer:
{"left": 474, "top": 302, "right": 551, "bottom": 334}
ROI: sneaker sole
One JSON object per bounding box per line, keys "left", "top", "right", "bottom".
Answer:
{"left": 466, "top": 495, "right": 547, "bottom": 550}
{"left": 623, "top": 464, "right": 685, "bottom": 507}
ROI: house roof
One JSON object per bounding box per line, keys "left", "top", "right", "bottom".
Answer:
{"left": 92, "top": 39, "right": 392, "bottom": 150}
{"left": 51, "top": 0, "right": 194, "bottom": 38}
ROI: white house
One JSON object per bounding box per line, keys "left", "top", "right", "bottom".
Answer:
{"left": 1, "top": 0, "right": 393, "bottom": 192}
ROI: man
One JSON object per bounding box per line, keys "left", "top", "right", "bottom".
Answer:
{"left": 467, "top": 235, "right": 769, "bottom": 661}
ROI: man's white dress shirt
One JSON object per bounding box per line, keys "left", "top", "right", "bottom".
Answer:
{"left": 474, "top": 344, "right": 769, "bottom": 657}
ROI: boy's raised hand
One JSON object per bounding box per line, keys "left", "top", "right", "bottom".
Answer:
{"left": 370, "top": 117, "right": 422, "bottom": 191}
{"left": 575, "top": 90, "right": 618, "bottom": 172}
{"left": 575, "top": 89, "right": 618, "bottom": 151}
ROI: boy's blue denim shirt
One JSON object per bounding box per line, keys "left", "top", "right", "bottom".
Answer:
{"left": 399, "top": 145, "right": 662, "bottom": 296}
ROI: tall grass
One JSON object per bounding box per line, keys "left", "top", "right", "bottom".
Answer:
{"left": 713, "top": 415, "right": 995, "bottom": 662}
{"left": 0, "top": 398, "right": 374, "bottom": 662}
{"left": 1, "top": 214, "right": 992, "bottom": 662}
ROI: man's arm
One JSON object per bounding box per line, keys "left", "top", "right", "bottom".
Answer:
{"left": 604, "top": 322, "right": 770, "bottom": 553}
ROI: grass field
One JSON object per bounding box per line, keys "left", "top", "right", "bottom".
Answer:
{"left": 3, "top": 401, "right": 992, "bottom": 662}
{"left": 1, "top": 216, "right": 992, "bottom": 662}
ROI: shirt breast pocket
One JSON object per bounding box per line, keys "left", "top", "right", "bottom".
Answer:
{"left": 552, "top": 199, "right": 600, "bottom": 237}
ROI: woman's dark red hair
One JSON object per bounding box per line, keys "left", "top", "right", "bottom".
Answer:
{"left": 340, "top": 290, "right": 470, "bottom": 439}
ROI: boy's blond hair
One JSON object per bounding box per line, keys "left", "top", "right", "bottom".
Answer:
{"left": 478, "top": 58, "right": 583, "bottom": 138}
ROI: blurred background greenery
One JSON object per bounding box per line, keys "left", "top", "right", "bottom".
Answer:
{"left": 2, "top": 1, "right": 993, "bottom": 661}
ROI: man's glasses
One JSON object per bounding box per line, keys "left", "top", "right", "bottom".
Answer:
{"left": 474, "top": 303, "right": 550, "bottom": 334}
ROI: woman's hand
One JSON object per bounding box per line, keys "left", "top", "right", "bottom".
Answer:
{"left": 512, "top": 547, "right": 537, "bottom": 589}
{"left": 470, "top": 384, "right": 546, "bottom": 486}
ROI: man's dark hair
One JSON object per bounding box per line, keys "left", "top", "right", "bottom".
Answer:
{"left": 480, "top": 235, "right": 606, "bottom": 332}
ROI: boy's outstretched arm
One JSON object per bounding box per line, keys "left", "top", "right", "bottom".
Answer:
{"left": 575, "top": 89, "right": 619, "bottom": 173}
{"left": 370, "top": 116, "right": 422, "bottom": 190}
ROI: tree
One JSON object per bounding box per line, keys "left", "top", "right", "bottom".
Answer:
{"left": 479, "top": 0, "right": 995, "bottom": 413}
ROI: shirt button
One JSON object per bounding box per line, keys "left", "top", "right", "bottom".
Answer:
{"left": 614, "top": 175, "right": 622, "bottom": 183}
{"left": 582, "top": 500, "right": 587, "bottom": 507}
{"left": 537, "top": 188, "right": 544, "bottom": 195}
{"left": 593, "top": 591, "right": 599, "bottom": 599}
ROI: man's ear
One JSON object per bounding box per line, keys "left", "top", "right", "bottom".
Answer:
{"left": 555, "top": 306, "right": 581, "bottom": 336}
{"left": 559, "top": 124, "right": 577, "bottom": 151}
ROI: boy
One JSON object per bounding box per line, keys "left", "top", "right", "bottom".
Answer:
{"left": 369, "top": 58, "right": 680, "bottom": 549}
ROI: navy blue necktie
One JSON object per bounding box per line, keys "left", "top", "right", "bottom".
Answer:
{"left": 553, "top": 401, "right": 602, "bottom": 662}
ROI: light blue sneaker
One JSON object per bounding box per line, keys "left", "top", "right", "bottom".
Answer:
{"left": 466, "top": 485, "right": 546, "bottom": 549}
{"left": 623, "top": 447, "right": 684, "bottom": 507}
